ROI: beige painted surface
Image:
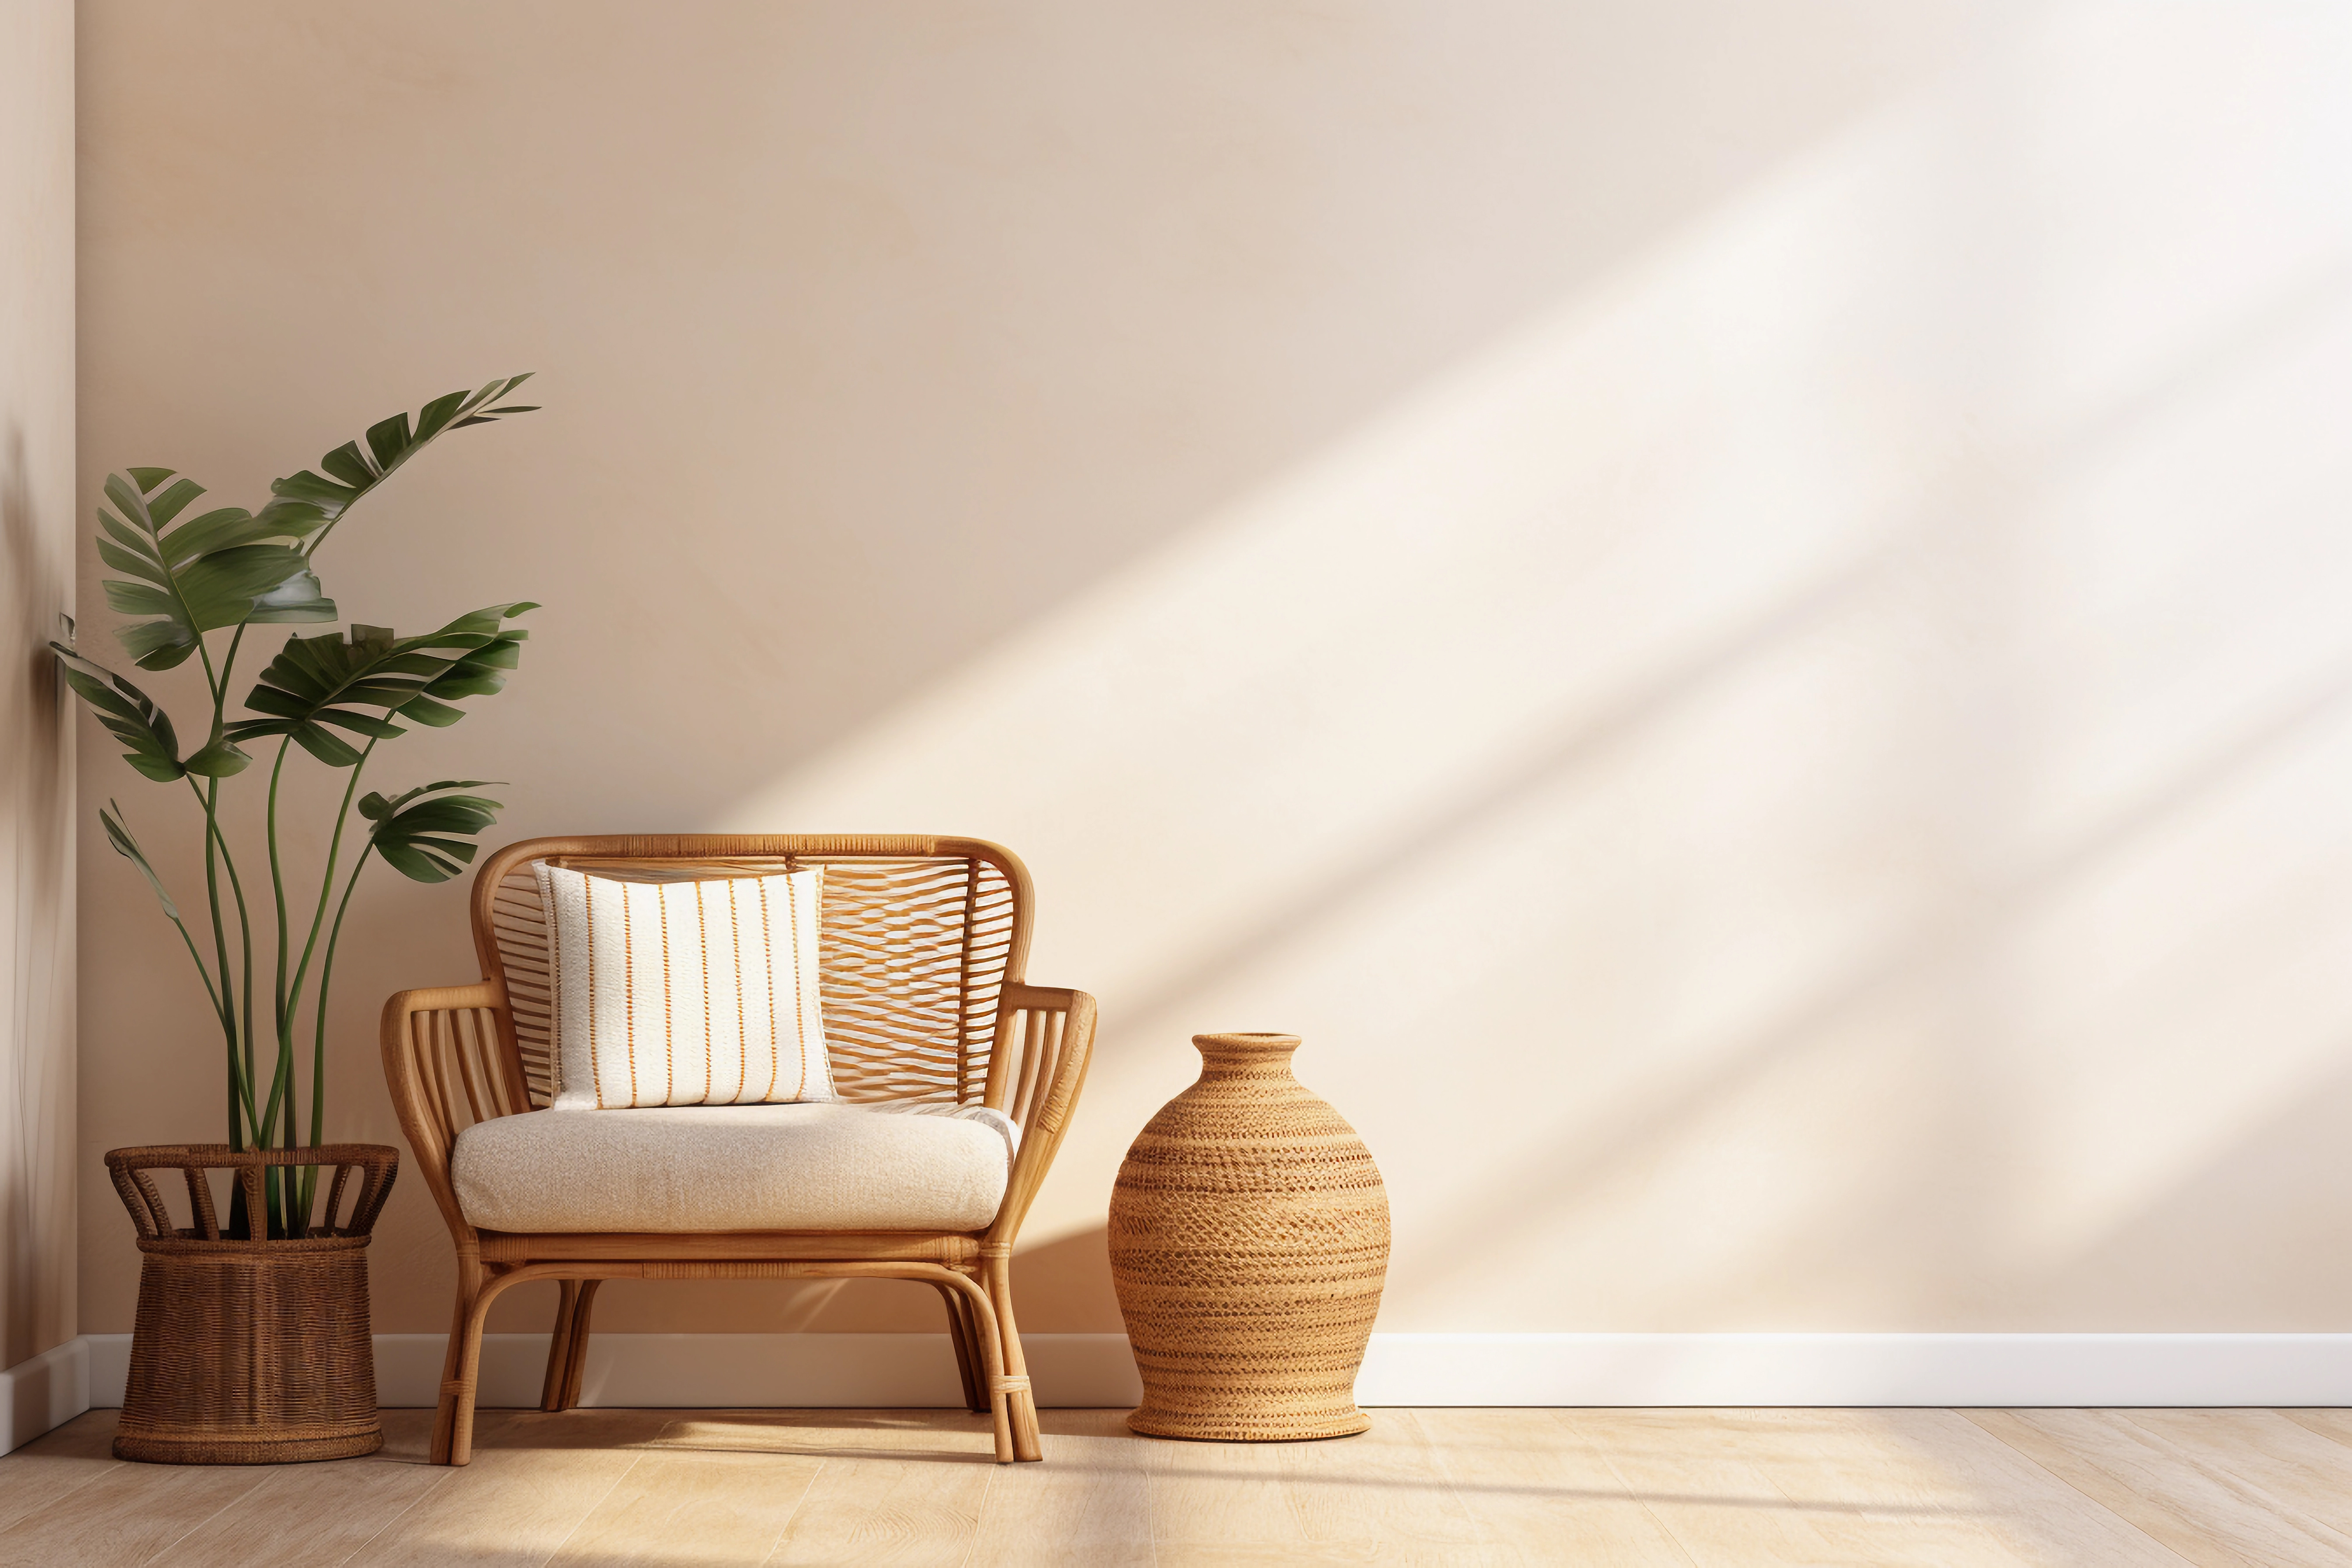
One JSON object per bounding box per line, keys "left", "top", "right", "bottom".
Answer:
{"left": 1, "top": 0, "right": 77, "bottom": 1369}
{"left": 74, "top": 0, "right": 2352, "bottom": 1339}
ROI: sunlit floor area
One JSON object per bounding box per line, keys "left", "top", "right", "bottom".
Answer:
{"left": 4, "top": 1405, "right": 2350, "bottom": 1565}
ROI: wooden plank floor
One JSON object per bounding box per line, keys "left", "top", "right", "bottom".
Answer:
{"left": 4, "top": 1406, "right": 2349, "bottom": 1565}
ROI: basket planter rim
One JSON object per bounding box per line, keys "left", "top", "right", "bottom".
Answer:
{"left": 134, "top": 1231, "right": 376, "bottom": 1256}
{"left": 107, "top": 1142, "right": 400, "bottom": 1249}
{"left": 106, "top": 1142, "right": 401, "bottom": 1167}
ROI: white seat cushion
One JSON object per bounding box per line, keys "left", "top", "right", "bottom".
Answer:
{"left": 450, "top": 1102, "right": 1015, "bottom": 1233}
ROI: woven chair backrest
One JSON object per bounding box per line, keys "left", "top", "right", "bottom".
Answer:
{"left": 469, "top": 836, "right": 1032, "bottom": 1111}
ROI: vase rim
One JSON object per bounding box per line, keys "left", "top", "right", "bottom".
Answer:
{"left": 1192, "top": 1031, "right": 1300, "bottom": 1047}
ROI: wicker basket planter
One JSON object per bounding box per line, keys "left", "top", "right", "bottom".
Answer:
{"left": 106, "top": 1144, "right": 397, "bottom": 1464}
{"left": 1108, "top": 1033, "right": 1390, "bottom": 1441}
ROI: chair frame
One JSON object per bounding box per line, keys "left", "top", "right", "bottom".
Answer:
{"left": 380, "top": 834, "right": 1097, "bottom": 1465}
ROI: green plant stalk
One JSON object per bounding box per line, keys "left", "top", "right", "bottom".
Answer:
{"left": 209, "top": 809, "right": 264, "bottom": 1137}
{"left": 261, "top": 739, "right": 295, "bottom": 1147}
{"left": 196, "top": 628, "right": 274, "bottom": 1231}
{"left": 264, "top": 739, "right": 317, "bottom": 1236}
{"left": 196, "top": 634, "right": 242, "bottom": 1051}
{"left": 163, "top": 908, "right": 227, "bottom": 1022}
{"left": 187, "top": 628, "right": 240, "bottom": 1153}
{"left": 192, "top": 631, "right": 249, "bottom": 1232}
{"left": 216, "top": 807, "right": 261, "bottom": 1151}
{"left": 287, "top": 739, "right": 377, "bottom": 1017}
{"left": 185, "top": 779, "right": 262, "bottom": 1145}
{"left": 111, "top": 793, "right": 246, "bottom": 1216}
{"left": 289, "top": 739, "right": 380, "bottom": 1225}
{"left": 217, "top": 630, "right": 262, "bottom": 1166}
{"left": 191, "top": 776, "right": 238, "bottom": 1143}
{"left": 296, "top": 843, "right": 375, "bottom": 1225}
{"left": 257, "top": 739, "right": 290, "bottom": 1235}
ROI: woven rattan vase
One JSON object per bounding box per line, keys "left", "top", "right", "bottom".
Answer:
{"left": 107, "top": 1145, "right": 397, "bottom": 1464}
{"left": 1109, "top": 1032, "right": 1390, "bottom": 1441}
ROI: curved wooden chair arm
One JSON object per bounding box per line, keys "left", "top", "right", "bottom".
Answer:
{"left": 986, "top": 984, "right": 1098, "bottom": 1247}
{"left": 381, "top": 979, "right": 521, "bottom": 1244}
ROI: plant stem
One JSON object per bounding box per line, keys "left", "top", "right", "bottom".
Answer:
{"left": 297, "top": 843, "right": 375, "bottom": 1225}
{"left": 286, "top": 738, "right": 379, "bottom": 1227}
{"left": 289, "top": 739, "right": 376, "bottom": 1013}
{"left": 190, "top": 775, "right": 240, "bottom": 1147}
{"left": 215, "top": 801, "right": 262, "bottom": 1133}
{"left": 196, "top": 626, "right": 261, "bottom": 1142}
{"left": 262, "top": 740, "right": 294, "bottom": 1140}
{"left": 164, "top": 911, "right": 226, "bottom": 1021}
{"left": 262, "top": 739, "right": 303, "bottom": 1235}
{"left": 185, "top": 777, "right": 261, "bottom": 1145}
{"left": 194, "top": 627, "right": 268, "bottom": 1230}
{"left": 220, "top": 813, "right": 260, "bottom": 1160}
{"left": 207, "top": 625, "right": 282, "bottom": 1229}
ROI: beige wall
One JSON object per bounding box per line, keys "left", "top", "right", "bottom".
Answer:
{"left": 2, "top": 0, "right": 78, "bottom": 1371}
{"left": 75, "top": 0, "right": 2352, "bottom": 1341}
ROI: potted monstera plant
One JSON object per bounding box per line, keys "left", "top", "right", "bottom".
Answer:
{"left": 58, "top": 375, "right": 541, "bottom": 1463}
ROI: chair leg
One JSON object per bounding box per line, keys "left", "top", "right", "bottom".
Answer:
{"left": 936, "top": 1281, "right": 987, "bottom": 1414}
{"left": 431, "top": 1259, "right": 486, "bottom": 1466}
{"left": 557, "top": 1279, "right": 602, "bottom": 1410}
{"left": 439, "top": 1269, "right": 504, "bottom": 1466}
{"left": 982, "top": 1250, "right": 1043, "bottom": 1463}
{"left": 940, "top": 1268, "right": 1016, "bottom": 1463}
{"left": 540, "top": 1281, "right": 581, "bottom": 1413}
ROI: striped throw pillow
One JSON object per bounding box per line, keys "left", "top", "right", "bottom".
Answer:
{"left": 536, "top": 863, "right": 835, "bottom": 1109}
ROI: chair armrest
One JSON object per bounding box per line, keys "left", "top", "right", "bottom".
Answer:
{"left": 380, "top": 979, "right": 521, "bottom": 1243}
{"left": 985, "top": 985, "right": 1098, "bottom": 1246}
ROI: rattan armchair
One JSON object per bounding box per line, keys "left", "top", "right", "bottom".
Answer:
{"left": 380, "top": 835, "right": 1096, "bottom": 1466}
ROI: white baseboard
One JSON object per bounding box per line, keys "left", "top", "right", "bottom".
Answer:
{"left": 0, "top": 1338, "right": 91, "bottom": 1456}
{"left": 70, "top": 1331, "right": 2352, "bottom": 1412}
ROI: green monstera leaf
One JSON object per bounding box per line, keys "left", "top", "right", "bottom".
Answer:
{"left": 360, "top": 781, "right": 504, "bottom": 883}
{"left": 97, "top": 799, "right": 183, "bottom": 919}
{"left": 227, "top": 603, "right": 536, "bottom": 767}
{"left": 260, "top": 374, "right": 537, "bottom": 557}
{"left": 50, "top": 645, "right": 185, "bottom": 780}
{"left": 91, "top": 376, "right": 536, "bottom": 672}
{"left": 95, "top": 469, "right": 335, "bottom": 671}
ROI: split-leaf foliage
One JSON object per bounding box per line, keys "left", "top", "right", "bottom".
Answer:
{"left": 55, "top": 376, "right": 541, "bottom": 1238}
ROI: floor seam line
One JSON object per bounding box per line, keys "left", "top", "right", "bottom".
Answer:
{"left": 953, "top": 1455, "right": 996, "bottom": 1568}
{"left": 536, "top": 1446, "right": 647, "bottom": 1566}
{"left": 331, "top": 1463, "right": 454, "bottom": 1566}
{"left": 1960, "top": 1411, "right": 2205, "bottom": 1568}
{"left": 133, "top": 1472, "right": 273, "bottom": 1566}
{"left": 1402, "top": 1407, "right": 1523, "bottom": 1562}
{"left": 2110, "top": 1410, "right": 2352, "bottom": 1555}
{"left": 753, "top": 1454, "right": 827, "bottom": 1567}
{"left": 0, "top": 1452, "right": 124, "bottom": 1539}
{"left": 1574, "top": 1415, "right": 1703, "bottom": 1568}
{"left": 2278, "top": 1409, "right": 2352, "bottom": 1454}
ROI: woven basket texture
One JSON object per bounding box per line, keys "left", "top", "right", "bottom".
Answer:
{"left": 107, "top": 1145, "right": 396, "bottom": 1464}
{"left": 1108, "top": 1033, "right": 1390, "bottom": 1441}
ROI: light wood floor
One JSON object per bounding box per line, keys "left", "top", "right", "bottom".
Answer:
{"left": 5, "top": 1406, "right": 2351, "bottom": 1565}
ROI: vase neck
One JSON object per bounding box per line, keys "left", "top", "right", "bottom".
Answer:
{"left": 1191, "top": 1032, "right": 1302, "bottom": 1080}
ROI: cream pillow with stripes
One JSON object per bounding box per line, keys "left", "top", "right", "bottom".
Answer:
{"left": 536, "top": 863, "right": 835, "bottom": 1109}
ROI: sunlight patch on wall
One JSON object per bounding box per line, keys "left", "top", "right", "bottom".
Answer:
{"left": 727, "top": 3, "right": 2352, "bottom": 1327}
